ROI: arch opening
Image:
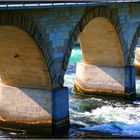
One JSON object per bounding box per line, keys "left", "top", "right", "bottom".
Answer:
{"left": 65, "top": 17, "right": 125, "bottom": 96}
{"left": 0, "top": 26, "right": 51, "bottom": 89}
{"left": 134, "top": 39, "right": 140, "bottom": 95}
{"left": 64, "top": 12, "right": 140, "bottom": 138}
{"left": 78, "top": 17, "right": 124, "bottom": 67}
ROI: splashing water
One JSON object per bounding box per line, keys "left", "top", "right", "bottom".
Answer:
{"left": 64, "top": 46, "right": 140, "bottom": 138}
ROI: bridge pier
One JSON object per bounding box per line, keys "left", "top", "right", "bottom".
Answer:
{"left": 74, "top": 63, "right": 136, "bottom": 97}
{"left": 0, "top": 85, "right": 69, "bottom": 134}
{"left": 75, "top": 63, "right": 125, "bottom": 96}
{"left": 125, "top": 66, "right": 136, "bottom": 97}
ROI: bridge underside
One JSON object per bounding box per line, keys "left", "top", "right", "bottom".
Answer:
{"left": 78, "top": 17, "right": 124, "bottom": 67}
{"left": 75, "top": 17, "right": 128, "bottom": 96}
{"left": 0, "top": 26, "right": 68, "bottom": 132}
{"left": 0, "top": 26, "right": 51, "bottom": 89}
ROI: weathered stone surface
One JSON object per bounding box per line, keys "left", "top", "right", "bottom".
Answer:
{"left": 0, "top": 26, "right": 51, "bottom": 89}
{"left": 78, "top": 17, "right": 124, "bottom": 67}
{"left": 0, "top": 85, "right": 69, "bottom": 131}
{"left": 0, "top": 3, "right": 139, "bottom": 131}
{"left": 75, "top": 63, "right": 125, "bottom": 95}
{"left": 0, "top": 85, "right": 52, "bottom": 124}
{"left": 0, "top": 4, "right": 139, "bottom": 86}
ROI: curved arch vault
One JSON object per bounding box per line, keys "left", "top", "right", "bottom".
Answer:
{"left": 78, "top": 17, "right": 124, "bottom": 66}
{"left": 0, "top": 26, "right": 51, "bottom": 89}
{"left": 75, "top": 17, "right": 125, "bottom": 96}
{"left": 0, "top": 26, "right": 53, "bottom": 126}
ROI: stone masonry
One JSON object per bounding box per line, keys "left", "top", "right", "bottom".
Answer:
{"left": 0, "top": 3, "right": 139, "bottom": 131}
{"left": 0, "top": 4, "right": 139, "bottom": 87}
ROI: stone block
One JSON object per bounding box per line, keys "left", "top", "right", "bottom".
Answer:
{"left": 0, "top": 85, "right": 69, "bottom": 133}
{"left": 75, "top": 63, "right": 125, "bottom": 96}
{"left": 52, "top": 87, "right": 69, "bottom": 127}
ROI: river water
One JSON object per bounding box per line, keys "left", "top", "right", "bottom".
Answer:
{"left": 64, "top": 45, "right": 140, "bottom": 138}
{"left": 1, "top": 45, "right": 140, "bottom": 138}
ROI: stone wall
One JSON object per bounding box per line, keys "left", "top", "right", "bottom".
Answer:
{"left": 0, "top": 85, "right": 52, "bottom": 124}
{"left": 0, "top": 85, "right": 69, "bottom": 131}
{"left": 0, "top": 3, "right": 139, "bottom": 130}
{"left": 75, "top": 63, "right": 125, "bottom": 95}
{"left": 24, "top": 8, "right": 85, "bottom": 86}
{"left": 135, "top": 47, "right": 140, "bottom": 68}
{"left": 0, "top": 4, "right": 139, "bottom": 86}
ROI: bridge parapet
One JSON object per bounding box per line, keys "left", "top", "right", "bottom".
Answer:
{"left": 0, "top": 0, "right": 140, "bottom": 10}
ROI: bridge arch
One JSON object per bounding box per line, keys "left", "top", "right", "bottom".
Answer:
{"left": 0, "top": 25, "right": 51, "bottom": 89}
{"left": 0, "top": 11, "right": 56, "bottom": 88}
{"left": 78, "top": 17, "right": 124, "bottom": 67}
{"left": 61, "top": 7, "right": 125, "bottom": 83}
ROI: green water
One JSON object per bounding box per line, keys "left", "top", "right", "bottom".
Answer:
{"left": 69, "top": 46, "right": 83, "bottom": 64}
{"left": 65, "top": 45, "right": 140, "bottom": 138}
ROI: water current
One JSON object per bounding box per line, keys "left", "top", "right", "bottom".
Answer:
{"left": 64, "top": 45, "right": 140, "bottom": 138}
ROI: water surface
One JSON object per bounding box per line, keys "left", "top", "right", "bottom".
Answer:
{"left": 65, "top": 46, "right": 140, "bottom": 138}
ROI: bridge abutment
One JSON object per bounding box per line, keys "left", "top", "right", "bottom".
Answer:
{"left": 0, "top": 85, "right": 69, "bottom": 134}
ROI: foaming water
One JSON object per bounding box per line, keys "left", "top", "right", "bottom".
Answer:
{"left": 69, "top": 93, "right": 140, "bottom": 137}
{"left": 70, "top": 97, "right": 140, "bottom": 125}
{"left": 64, "top": 46, "right": 140, "bottom": 138}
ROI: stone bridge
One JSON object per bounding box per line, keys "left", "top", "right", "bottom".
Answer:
{"left": 0, "top": 1, "right": 140, "bottom": 134}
